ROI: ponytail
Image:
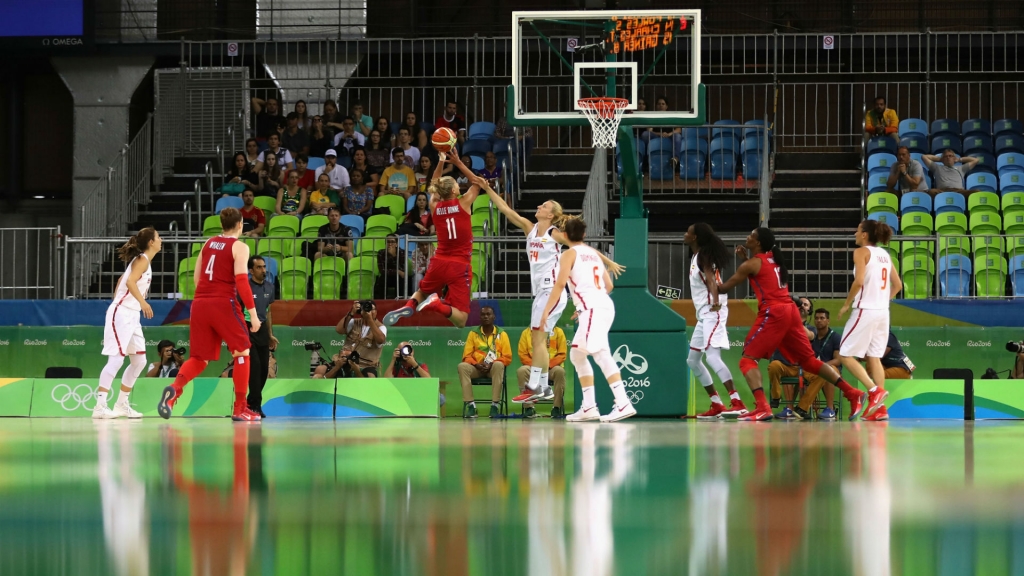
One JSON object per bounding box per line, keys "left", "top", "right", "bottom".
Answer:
{"left": 755, "top": 227, "right": 789, "bottom": 286}
{"left": 549, "top": 200, "right": 568, "bottom": 229}
{"left": 116, "top": 227, "right": 156, "bottom": 263}
{"left": 860, "top": 219, "right": 893, "bottom": 245}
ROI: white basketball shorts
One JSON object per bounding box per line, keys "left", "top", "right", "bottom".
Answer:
{"left": 838, "top": 308, "right": 889, "bottom": 359}
{"left": 531, "top": 289, "right": 567, "bottom": 334}
{"left": 572, "top": 306, "right": 615, "bottom": 354}
{"left": 102, "top": 304, "right": 145, "bottom": 356}
{"left": 690, "top": 308, "right": 730, "bottom": 351}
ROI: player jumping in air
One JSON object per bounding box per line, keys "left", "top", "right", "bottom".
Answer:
{"left": 838, "top": 219, "right": 903, "bottom": 421}
{"left": 157, "top": 207, "right": 262, "bottom": 422}
{"left": 541, "top": 217, "right": 635, "bottom": 422}
{"left": 683, "top": 223, "right": 749, "bottom": 419}
{"left": 94, "top": 227, "right": 162, "bottom": 419}
{"left": 383, "top": 151, "right": 485, "bottom": 329}
{"left": 478, "top": 185, "right": 624, "bottom": 405}
{"left": 717, "top": 228, "right": 866, "bottom": 421}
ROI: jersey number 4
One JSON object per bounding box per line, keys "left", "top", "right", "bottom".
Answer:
{"left": 205, "top": 255, "right": 216, "bottom": 281}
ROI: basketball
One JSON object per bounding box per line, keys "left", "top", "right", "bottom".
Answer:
{"left": 431, "top": 127, "right": 458, "bottom": 153}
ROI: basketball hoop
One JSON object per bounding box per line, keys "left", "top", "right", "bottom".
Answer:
{"left": 578, "top": 97, "right": 630, "bottom": 149}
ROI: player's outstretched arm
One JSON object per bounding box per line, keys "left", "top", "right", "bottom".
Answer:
{"left": 125, "top": 256, "right": 154, "bottom": 319}
{"left": 539, "top": 250, "right": 576, "bottom": 328}
{"left": 448, "top": 150, "right": 477, "bottom": 182}
{"left": 717, "top": 251, "right": 760, "bottom": 292}
{"left": 839, "top": 247, "right": 869, "bottom": 317}
{"left": 232, "top": 242, "right": 261, "bottom": 333}
{"left": 481, "top": 182, "right": 532, "bottom": 234}
{"left": 458, "top": 175, "right": 486, "bottom": 212}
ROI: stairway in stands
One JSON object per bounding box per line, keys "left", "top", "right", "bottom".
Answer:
{"left": 88, "top": 156, "right": 218, "bottom": 297}
{"left": 770, "top": 151, "right": 862, "bottom": 233}
{"left": 490, "top": 150, "right": 590, "bottom": 297}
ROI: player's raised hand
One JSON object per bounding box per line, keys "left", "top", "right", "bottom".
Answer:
{"left": 606, "top": 261, "right": 626, "bottom": 278}
{"left": 437, "top": 151, "right": 447, "bottom": 164}
{"left": 469, "top": 174, "right": 488, "bottom": 188}
{"left": 734, "top": 245, "right": 747, "bottom": 257}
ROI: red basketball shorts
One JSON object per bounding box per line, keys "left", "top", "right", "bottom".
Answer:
{"left": 188, "top": 297, "right": 251, "bottom": 361}
{"left": 417, "top": 257, "right": 472, "bottom": 313}
{"left": 742, "top": 303, "right": 816, "bottom": 365}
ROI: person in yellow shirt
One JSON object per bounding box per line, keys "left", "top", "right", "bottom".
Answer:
{"left": 457, "top": 306, "right": 513, "bottom": 419}
{"left": 864, "top": 96, "right": 899, "bottom": 146}
{"left": 516, "top": 327, "right": 567, "bottom": 419}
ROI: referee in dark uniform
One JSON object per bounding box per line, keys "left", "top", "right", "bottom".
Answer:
{"left": 244, "top": 256, "right": 278, "bottom": 417}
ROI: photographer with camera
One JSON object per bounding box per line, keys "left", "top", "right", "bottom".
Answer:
{"left": 313, "top": 300, "right": 387, "bottom": 378}
{"left": 147, "top": 340, "right": 184, "bottom": 378}
{"left": 383, "top": 342, "right": 430, "bottom": 378}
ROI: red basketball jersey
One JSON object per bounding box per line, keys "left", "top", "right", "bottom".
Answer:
{"left": 195, "top": 236, "right": 240, "bottom": 300}
{"left": 748, "top": 251, "right": 792, "bottom": 309}
{"left": 432, "top": 197, "right": 472, "bottom": 261}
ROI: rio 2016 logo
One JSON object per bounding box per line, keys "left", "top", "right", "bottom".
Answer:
{"left": 613, "top": 345, "right": 650, "bottom": 404}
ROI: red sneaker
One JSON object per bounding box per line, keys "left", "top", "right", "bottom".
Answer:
{"left": 512, "top": 391, "right": 538, "bottom": 404}
{"left": 157, "top": 385, "right": 180, "bottom": 420}
{"left": 231, "top": 403, "right": 262, "bottom": 422}
{"left": 417, "top": 293, "right": 450, "bottom": 316}
{"left": 847, "top": 391, "right": 867, "bottom": 421}
{"left": 718, "top": 398, "right": 750, "bottom": 418}
{"left": 864, "top": 405, "right": 889, "bottom": 421}
{"left": 738, "top": 405, "right": 774, "bottom": 421}
{"left": 696, "top": 402, "right": 726, "bottom": 420}
{"left": 864, "top": 387, "right": 889, "bottom": 417}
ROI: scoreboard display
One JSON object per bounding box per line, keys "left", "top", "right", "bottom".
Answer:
{"left": 606, "top": 16, "right": 691, "bottom": 54}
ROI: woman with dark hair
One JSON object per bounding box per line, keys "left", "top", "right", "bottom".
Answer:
{"left": 837, "top": 219, "right": 902, "bottom": 421}
{"left": 374, "top": 117, "right": 395, "bottom": 148}
{"left": 350, "top": 148, "right": 379, "bottom": 188}
{"left": 401, "top": 111, "right": 428, "bottom": 149}
{"left": 374, "top": 234, "right": 408, "bottom": 299}
{"left": 275, "top": 169, "right": 307, "bottom": 216}
{"left": 342, "top": 168, "right": 375, "bottom": 224}
{"left": 308, "top": 115, "right": 333, "bottom": 158}
{"left": 258, "top": 151, "right": 283, "bottom": 197}
{"left": 716, "top": 227, "right": 862, "bottom": 421}
{"left": 365, "top": 129, "right": 392, "bottom": 175}
{"left": 396, "top": 192, "right": 434, "bottom": 237}
{"left": 222, "top": 152, "right": 259, "bottom": 197}
{"left": 684, "top": 222, "right": 745, "bottom": 419}
{"left": 322, "top": 99, "right": 343, "bottom": 136}
{"left": 294, "top": 100, "right": 310, "bottom": 131}
{"left": 94, "top": 227, "right": 163, "bottom": 419}
{"left": 245, "top": 138, "right": 261, "bottom": 170}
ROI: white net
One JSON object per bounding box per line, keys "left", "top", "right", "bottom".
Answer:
{"left": 578, "top": 97, "right": 630, "bottom": 149}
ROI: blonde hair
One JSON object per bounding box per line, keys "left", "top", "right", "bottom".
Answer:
{"left": 548, "top": 200, "right": 568, "bottom": 229}
{"left": 429, "top": 175, "right": 458, "bottom": 200}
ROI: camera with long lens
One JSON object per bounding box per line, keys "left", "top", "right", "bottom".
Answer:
{"left": 399, "top": 344, "right": 413, "bottom": 359}
{"left": 354, "top": 300, "right": 375, "bottom": 313}
{"left": 1006, "top": 341, "right": 1024, "bottom": 354}
{"left": 304, "top": 341, "right": 335, "bottom": 370}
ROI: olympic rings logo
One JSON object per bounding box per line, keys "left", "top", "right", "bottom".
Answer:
{"left": 51, "top": 383, "right": 97, "bottom": 411}
{"left": 626, "top": 390, "right": 644, "bottom": 404}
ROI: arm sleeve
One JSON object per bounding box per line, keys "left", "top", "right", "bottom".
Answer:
{"left": 235, "top": 274, "right": 256, "bottom": 310}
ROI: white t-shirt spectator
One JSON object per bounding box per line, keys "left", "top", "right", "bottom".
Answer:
{"left": 257, "top": 148, "right": 294, "bottom": 168}
{"left": 148, "top": 361, "right": 179, "bottom": 378}
{"left": 333, "top": 131, "right": 366, "bottom": 154}
{"left": 929, "top": 163, "right": 967, "bottom": 190}
{"left": 390, "top": 145, "right": 421, "bottom": 169}
{"left": 315, "top": 164, "right": 351, "bottom": 190}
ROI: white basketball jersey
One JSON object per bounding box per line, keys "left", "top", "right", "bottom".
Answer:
{"left": 568, "top": 245, "right": 613, "bottom": 311}
{"left": 527, "top": 224, "right": 561, "bottom": 295}
{"left": 689, "top": 253, "right": 727, "bottom": 316}
{"left": 852, "top": 246, "right": 892, "bottom": 310}
{"left": 111, "top": 255, "right": 152, "bottom": 311}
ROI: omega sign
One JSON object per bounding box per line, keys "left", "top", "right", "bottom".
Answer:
{"left": 42, "top": 38, "right": 84, "bottom": 46}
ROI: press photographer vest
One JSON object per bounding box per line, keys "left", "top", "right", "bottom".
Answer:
{"left": 343, "top": 319, "right": 385, "bottom": 367}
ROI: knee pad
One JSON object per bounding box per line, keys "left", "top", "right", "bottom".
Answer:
{"left": 704, "top": 348, "right": 733, "bottom": 382}
{"left": 686, "top": 348, "right": 704, "bottom": 370}
{"left": 739, "top": 356, "right": 759, "bottom": 375}
{"left": 570, "top": 347, "right": 593, "bottom": 378}
{"left": 592, "top": 349, "right": 619, "bottom": 379}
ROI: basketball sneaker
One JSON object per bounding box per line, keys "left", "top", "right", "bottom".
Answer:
{"left": 523, "top": 406, "right": 537, "bottom": 419}
{"left": 864, "top": 388, "right": 889, "bottom": 417}
{"left": 566, "top": 405, "right": 600, "bottom": 422}
{"left": 157, "top": 385, "right": 179, "bottom": 420}
{"left": 231, "top": 402, "right": 261, "bottom": 422}
{"left": 512, "top": 391, "right": 535, "bottom": 404}
{"left": 792, "top": 406, "right": 811, "bottom": 420}
{"left": 847, "top": 390, "right": 868, "bottom": 421}
{"left": 737, "top": 405, "right": 774, "bottom": 421}
{"left": 538, "top": 386, "right": 555, "bottom": 401}
{"left": 718, "top": 398, "right": 750, "bottom": 419}
{"left": 775, "top": 406, "right": 796, "bottom": 420}
{"left": 818, "top": 408, "right": 837, "bottom": 420}
{"left": 382, "top": 302, "right": 417, "bottom": 326}
{"left": 599, "top": 401, "right": 637, "bottom": 422}
{"left": 417, "top": 293, "right": 451, "bottom": 317}
{"left": 92, "top": 403, "right": 116, "bottom": 420}
{"left": 463, "top": 403, "right": 478, "bottom": 419}
{"left": 112, "top": 398, "right": 143, "bottom": 419}
{"left": 550, "top": 406, "right": 564, "bottom": 419}
{"left": 695, "top": 402, "right": 726, "bottom": 420}
{"left": 864, "top": 405, "right": 889, "bottom": 421}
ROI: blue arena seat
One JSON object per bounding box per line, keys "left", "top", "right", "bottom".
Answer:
{"left": 867, "top": 167, "right": 892, "bottom": 193}
{"left": 709, "top": 137, "right": 739, "bottom": 179}
{"left": 997, "top": 152, "right": 1024, "bottom": 177}
{"left": 306, "top": 157, "right": 326, "bottom": 170}
{"left": 962, "top": 118, "right": 991, "bottom": 138}
{"left": 968, "top": 152, "right": 997, "bottom": 175}
{"left": 1001, "top": 172, "right": 1024, "bottom": 193}
{"left": 1011, "top": 255, "right": 1024, "bottom": 297}
{"left": 711, "top": 120, "right": 742, "bottom": 141}
{"left": 931, "top": 119, "right": 960, "bottom": 139}
{"left": 867, "top": 153, "right": 896, "bottom": 172}
{"left": 648, "top": 137, "right": 676, "bottom": 181}
{"left": 680, "top": 155, "right": 706, "bottom": 180}
{"left": 966, "top": 173, "right": 997, "bottom": 192}
{"left": 743, "top": 119, "right": 770, "bottom": 141}
{"left": 461, "top": 139, "right": 491, "bottom": 159}
{"left": 900, "top": 192, "right": 931, "bottom": 214}
{"left": 468, "top": 122, "right": 496, "bottom": 141}
{"left": 340, "top": 214, "right": 365, "bottom": 236}
{"left": 743, "top": 152, "right": 762, "bottom": 180}
{"left": 962, "top": 135, "right": 993, "bottom": 156}
{"left": 869, "top": 212, "right": 899, "bottom": 232}
{"left": 930, "top": 135, "right": 961, "bottom": 155}
{"left": 938, "top": 255, "right": 972, "bottom": 297}
{"left": 866, "top": 137, "right": 896, "bottom": 158}
{"left": 899, "top": 118, "right": 928, "bottom": 139}
{"left": 933, "top": 192, "right": 966, "bottom": 215}
{"left": 214, "top": 196, "right": 244, "bottom": 214}
{"left": 994, "top": 118, "right": 1024, "bottom": 138}
{"left": 900, "top": 136, "right": 927, "bottom": 154}
{"left": 996, "top": 135, "right": 1024, "bottom": 156}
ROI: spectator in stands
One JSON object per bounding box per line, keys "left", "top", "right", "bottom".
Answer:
{"left": 380, "top": 149, "right": 417, "bottom": 199}
{"left": 921, "top": 149, "right": 979, "bottom": 196}
{"left": 308, "top": 115, "right": 333, "bottom": 158}
{"left": 245, "top": 138, "right": 261, "bottom": 170}
{"left": 314, "top": 206, "right": 354, "bottom": 261}
{"left": 392, "top": 127, "right": 421, "bottom": 169}
{"left": 147, "top": 340, "right": 180, "bottom": 378}
{"left": 516, "top": 326, "right": 567, "bottom": 419}
{"left": 275, "top": 170, "right": 307, "bottom": 217}
{"left": 252, "top": 95, "right": 284, "bottom": 140}
{"left": 457, "top": 306, "right": 513, "bottom": 419}
{"left": 288, "top": 154, "right": 316, "bottom": 190}
{"left": 333, "top": 116, "right": 366, "bottom": 156}
{"left": 886, "top": 146, "right": 928, "bottom": 193}
{"left": 308, "top": 173, "right": 341, "bottom": 216}
{"left": 435, "top": 100, "right": 466, "bottom": 144}
{"left": 477, "top": 151, "right": 503, "bottom": 190}
{"left": 343, "top": 168, "right": 375, "bottom": 224}
{"left": 864, "top": 96, "right": 899, "bottom": 145}
{"left": 322, "top": 99, "right": 344, "bottom": 139}
{"left": 793, "top": 308, "right": 842, "bottom": 419}
{"left": 314, "top": 149, "right": 351, "bottom": 191}
{"left": 640, "top": 96, "right": 682, "bottom": 145}
{"left": 223, "top": 152, "right": 259, "bottom": 197}
{"left": 411, "top": 242, "right": 433, "bottom": 288}
{"left": 239, "top": 189, "right": 266, "bottom": 238}
{"left": 257, "top": 152, "right": 284, "bottom": 197}
{"left": 400, "top": 111, "right": 428, "bottom": 149}
{"left": 635, "top": 98, "right": 647, "bottom": 112}
{"left": 881, "top": 331, "right": 914, "bottom": 379}
{"left": 350, "top": 148, "right": 379, "bottom": 188}
{"left": 314, "top": 302, "right": 387, "bottom": 378}
{"left": 414, "top": 156, "right": 434, "bottom": 193}
{"left": 293, "top": 100, "right": 310, "bottom": 131}
{"left": 255, "top": 133, "right": 295, "bottom": 171}
{"left": 383, "top": 341, "right": 430, "bottom": 378}
{"left": 495, "top": 104, "right": 534, "bottom": 165}
{"left": 350, "top": 101, "right": 373, "bottom": 137}
{"left": 375, "top": 117, "right": 395, "bottom": 148}
{"left": 281, "top": 112, "right": 310, "bottom": 156}
{"left": 374, "top": 234, "right": 408, "bottom": 299}
{"left": 397, "top": 192, "right": 434, "bottom": 237}
{"left": 365, "top": 130, "right": 392, "bottom": 176}
{"left": 455, "top": 154, "right": 473, "bottom": 185}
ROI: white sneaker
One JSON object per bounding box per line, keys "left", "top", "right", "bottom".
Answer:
{"left": 566, "top": 405, "right": 601, "bottom": 422}
{"left": 539, "top": 386, "right": 555, "bottom": 401}
{"left": 111, "top": 399, "right": 143, "bottom": 419}
{"left": 600, "top": 401, "right": 638, "bottom": 422}
{"left": 92, "top": 403, "right": 116, "bottom": 419}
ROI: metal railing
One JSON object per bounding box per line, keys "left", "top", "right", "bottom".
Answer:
{"left": 0, "top": 228, "right": 62, "bottom": 300}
